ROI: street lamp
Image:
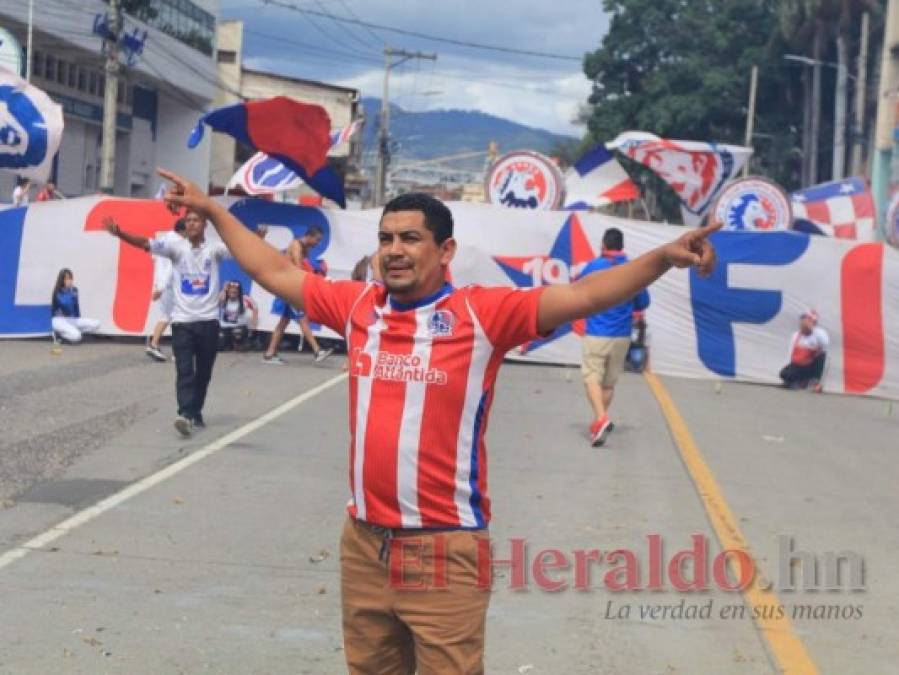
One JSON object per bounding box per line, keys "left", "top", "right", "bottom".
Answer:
{"left": 784, "top": 53, "right": 854, "bottom": 182}
{"left": 784, "top": 53, "right": 856, "bottom": 80}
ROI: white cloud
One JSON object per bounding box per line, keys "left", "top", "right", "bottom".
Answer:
{"left": 223, "top": 0, "right": 606, "bottom": 136}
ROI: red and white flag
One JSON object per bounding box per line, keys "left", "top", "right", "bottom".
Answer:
{"left": 607, "top": 131, "right": 752, "bottom": 226}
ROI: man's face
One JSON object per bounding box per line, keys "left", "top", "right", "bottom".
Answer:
{"left": 184, "top": 211, "right": 206, "bottom": 240}
{"left": 377, "top": 210, "right": 455, "bottom": 299}
{"left": 800, "top": 316, "right": 815, "bottom": 334}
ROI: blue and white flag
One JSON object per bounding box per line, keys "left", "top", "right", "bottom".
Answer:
{"left": 0, "top": 66, "right": 63, "bottom": 182}
{"left": 563, "top": 143, "right": 639, "bottom": 210}
{"left": 227, "top": 151, "right": 304, "bottom": 195}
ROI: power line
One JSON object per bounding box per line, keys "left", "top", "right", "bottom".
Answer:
{"left": 312, "top": 0, "right": 381, "bottom": 50}
{"left": 334, "top": 0, "right": 385, "bottom": 47}
{"left": 243, "top": 28, "right": 382, "bottom": 65}
{"left": 260, "top": 0, "right": 583, "bottom": 62}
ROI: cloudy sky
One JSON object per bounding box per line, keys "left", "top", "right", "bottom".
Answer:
{"left": 219, "top": 0, "right": 609, "bottom": 137}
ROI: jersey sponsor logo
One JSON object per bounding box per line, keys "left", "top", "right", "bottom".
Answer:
{"left": 427, "top": 309, "right": 456, "bottom": 337}
{"left": 350, "top": 348, "right": 448, "bottom": 385}
{"left": 180, "top": 274, "right": 211, "bottom": 296}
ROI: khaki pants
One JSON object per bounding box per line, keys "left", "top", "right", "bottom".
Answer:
{"left": 581, "top": 336, "right": 631, "bottom": 388}
{"left": 340, "top": 517, "right": 491, "bottom": 674}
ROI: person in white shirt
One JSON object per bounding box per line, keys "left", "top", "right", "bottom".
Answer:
{"left": 145, "top": 218, "right": 187, "bottom": 362}
{"left": 104, "top": 209, "right": 233, "bottom": 437}
{"left": 12, "top": 177, "right": 31, "bottom": 207}
{"left": 779, "top": 309, "right": 829, "bottom": 392}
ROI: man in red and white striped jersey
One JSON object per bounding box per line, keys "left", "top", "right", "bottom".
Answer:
{"left": 157, "top": 169, "right": 720, "bottom": 674}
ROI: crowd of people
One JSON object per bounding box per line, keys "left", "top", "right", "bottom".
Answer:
{"left": 12, "top": 177, "right": 62, "bottom": 206}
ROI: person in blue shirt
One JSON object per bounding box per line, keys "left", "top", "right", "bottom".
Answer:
{"left": 51, "top": 268, "right": 101, "bottom": 343}
{"left": 579, "top": 228, "right": 650, "bottom": 446}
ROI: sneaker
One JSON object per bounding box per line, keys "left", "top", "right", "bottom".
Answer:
{"left": 174, "top": 416, "right": 193, "bottom": 437}
{"left": 589, "top": 415, "right": 612, "bottom": 447}
{"left": 145, "top": 344, "right": 167, "bottom": 362}
{"left": 262, "top": 354, "right": 286, "bottom": 365}
{"left": 192, "top": 414, "right": 206, "bottom": 429}
{"left": 314, "top": 347, "right": 334, "bottom": 363}
{"left": 607, "top": 421, "right": 616, "bottom": 433}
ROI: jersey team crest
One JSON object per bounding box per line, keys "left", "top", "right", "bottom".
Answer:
{"left": 427, "top": 309, "right": 456, "bottom": 337}
{"left": 711, "top": 177, "right": 792, "bottom": 231}
{"left": 486, "top": 151, "right": 563, "bottom": 210}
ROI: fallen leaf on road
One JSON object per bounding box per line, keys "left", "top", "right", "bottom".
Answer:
{"left": 82, "top": 637, "right": 102, "bottom": 647}
{"left": 518, "top": 665, "right": 534, "bottom": 674}
{"left": 309, "top": 549, "right": 330, "bottom": 563}
{"left": 317, "top": 586, "right": 327, "bottom": 595}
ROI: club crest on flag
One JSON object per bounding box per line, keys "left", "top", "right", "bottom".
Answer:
{"left": 711, "top": 177, "right": 792, "bottom": 231}
{"left": 0, "top": 66, "right": 64, "bottom": 181}
{"left": 486, "top": 151, "right": 563, "bottom": 210}
{"left": 607, "top": 132, "right": 751, "bottom": 226}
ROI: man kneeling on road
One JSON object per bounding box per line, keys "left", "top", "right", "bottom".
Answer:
{"left": 155, "top": 167, "right": 719, "bottom": 674}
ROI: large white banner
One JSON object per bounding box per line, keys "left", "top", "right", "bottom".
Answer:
{"left": 2, "top": 196, "right": 897, "bottom": 400}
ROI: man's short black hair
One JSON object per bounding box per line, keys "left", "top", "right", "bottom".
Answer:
{"left": 382, "top": 192, "right": 454, "bottom": 244}
{"left": 305, "top": 224, "right": 324, "bottom": 238}
{"left": 602, "top": 227, "right": 624, "bottom": 251}
{"left": 174, "top": 218, "right": 187, "bottom": 233}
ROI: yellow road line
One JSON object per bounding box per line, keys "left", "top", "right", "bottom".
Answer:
{"left": 643, "top": 370, "right": 818, "bottom": 675}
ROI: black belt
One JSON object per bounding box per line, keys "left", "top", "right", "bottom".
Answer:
{"left": 352, "top": 518, "right": 487, "bottom": 562}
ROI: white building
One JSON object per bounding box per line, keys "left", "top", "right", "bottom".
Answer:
{"left": 0, "top": 0, "right": 219, "bottom": 200}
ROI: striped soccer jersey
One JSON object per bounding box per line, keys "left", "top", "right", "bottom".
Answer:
{"left": 303, "top": 274, "right": 545, "bottom": 529}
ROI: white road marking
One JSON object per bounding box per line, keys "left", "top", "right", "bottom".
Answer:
{"left": 0, "top": 373, "right": 347, "bottom": 572}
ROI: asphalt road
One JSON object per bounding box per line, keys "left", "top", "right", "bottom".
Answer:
{"left": 0, "top": 337, "right": 895, "bottom": 674}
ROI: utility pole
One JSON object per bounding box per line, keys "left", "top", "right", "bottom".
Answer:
{"left": 100, "top": 0, "right": 121, "bottom": 194}
{"left": 851, "top": 12, "right": 870, "bottom": 176}
{"left": 871, "top": 0, "right": 899, "bottom": 239}
{"left": 743, "top": 64, "right": 758, "bottom": 177}
{"left": 809, "top": 25, "right": 823, "bottom": 185}
{"left": 833, "top": 35, "right": 849, "bottom": 180}
{"left": 375, "top": 47, "right": 437, "bottom": 206}
{"left": 25, "top": 0, "right": 33, "bottom": 81}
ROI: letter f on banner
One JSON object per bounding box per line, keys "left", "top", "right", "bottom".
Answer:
{"left": 690, "top": 232, "right": 809, "bottom": 377}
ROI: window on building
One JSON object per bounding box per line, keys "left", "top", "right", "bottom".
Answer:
{"left": 45, "top": 54, "right": 56, "bottom": 82}
{"left": 217, "top": 50, "right": 237, "bottom": 64}
{"left": 31, "top": 51, "right": 43, "bottom": 79}
{"left": 56, "top": 60, "right": 67, "bottom": 85}
{"left": 89, "top": 71, "right": 99, "bottom": 97}
{"left": 67, "top": 62, "right": 77, "bottom": 89}
{"left": 77, "top": 67, "right": 87, "bottom": 92}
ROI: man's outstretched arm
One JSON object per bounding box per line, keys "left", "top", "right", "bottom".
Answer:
{"left": 157, "top": 169, "right": 307, "bottom": 309}
{"left": 104, "top": 217, "right": 151, "bottom": 251}
{"left": 537, "top": 222, "right": 720, "bottom": 334}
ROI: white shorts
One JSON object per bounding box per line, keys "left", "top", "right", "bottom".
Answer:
{"left": 155, "top": 287, "right": 174, "bottom": 322}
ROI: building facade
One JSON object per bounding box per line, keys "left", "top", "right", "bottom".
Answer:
{"left": 211, "top": 20, "right": 365, "bottom": 205}
{"left": 0, "top": 0, "right": 219, "bottom": 201}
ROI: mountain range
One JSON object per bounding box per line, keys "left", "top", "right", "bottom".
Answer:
{"left": 358, "top": 97, "right": 576, "bottom": 169}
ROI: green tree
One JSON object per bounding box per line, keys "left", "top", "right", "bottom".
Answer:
{"left": 582, "top": 0, "right": 804, "bottom": 220}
